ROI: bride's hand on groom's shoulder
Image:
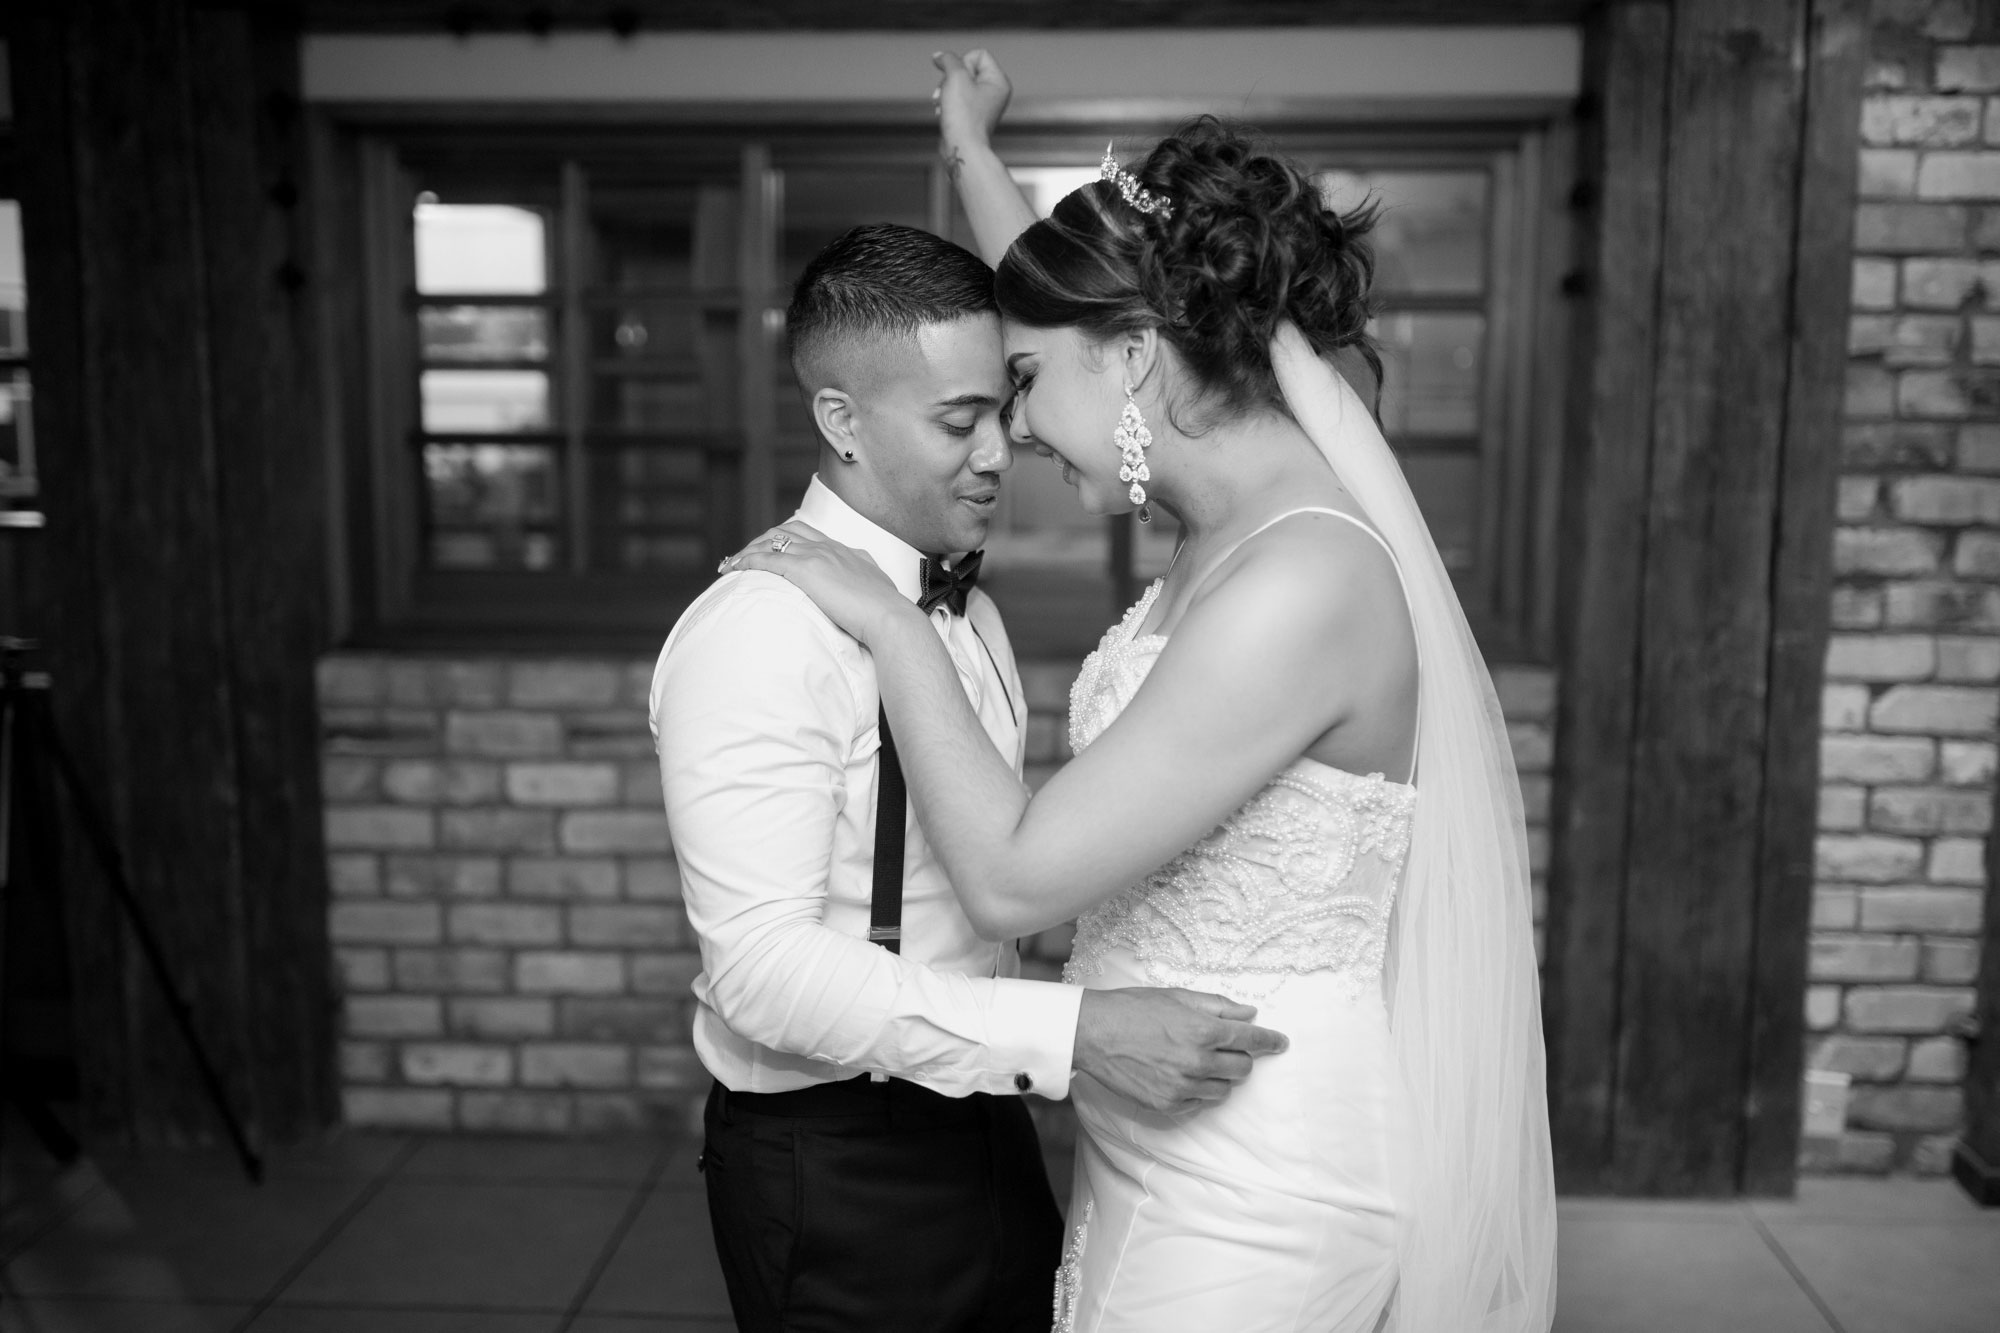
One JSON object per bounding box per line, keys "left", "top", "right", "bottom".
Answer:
{"left": 932, "top": 48, "right": 1010, "bottom": 149}
{"left": 722, "top": 522, "right": 918, "bottom": 645}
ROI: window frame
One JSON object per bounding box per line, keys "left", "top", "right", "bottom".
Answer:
{"left": 0, "top": 142, "right": 37, "bottom": 532}
{"left": 315, "top": 100, "right": 1573, "bottom": 660}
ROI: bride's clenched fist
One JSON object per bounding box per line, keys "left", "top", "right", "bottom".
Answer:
{"left": 932, "top": 48, "right": 1011, "bottom": 153}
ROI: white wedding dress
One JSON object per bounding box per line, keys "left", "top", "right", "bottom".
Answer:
{"left": 1045, "top": 331, "right": 1554, "bottom": 1333}
{"left": 1052, "top": 525, "right": 1417, "bottom": 1333}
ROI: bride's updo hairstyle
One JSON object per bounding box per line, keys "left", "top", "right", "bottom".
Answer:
{"left": 996, "top": 117, "right": 1380, "bottom": 429}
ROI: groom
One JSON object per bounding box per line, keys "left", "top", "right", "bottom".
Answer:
{"left": 651, "top": 224, "right": 1284, "bottom": 1332}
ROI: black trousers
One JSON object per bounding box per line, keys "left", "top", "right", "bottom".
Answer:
{"left": 701, "top": 1076, "right": 1062, "bottom": 1333}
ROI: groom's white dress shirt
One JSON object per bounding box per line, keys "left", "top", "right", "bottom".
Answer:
{"left": 651, "top": 477, "right": 1084, "bottom": 1099}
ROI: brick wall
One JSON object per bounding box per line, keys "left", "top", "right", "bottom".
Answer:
{"left": 317, "top": 657, "right": 699, "bottom": 1133}
{"left": 1811, "top": 0, "right": 1999, "bottom": 1175}
{"left": 318, "top": 651, "right": 1556, "bottom": 1133}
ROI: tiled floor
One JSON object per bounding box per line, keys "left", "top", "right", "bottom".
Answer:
{"left": 1554, "top": 1178, "right": 2000, "bottom": 1333}
{"left": 3, "top": 1126, "right": 1997, "bottom": 1331}
{"left": 0, "top": 1131, "right": 722, "bottom": 1332}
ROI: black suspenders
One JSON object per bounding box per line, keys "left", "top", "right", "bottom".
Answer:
{"left": 866, "top": 621, "right": 1012, "bottom": 958}
{"left": 868, "top": 704, "right": 905, "bottom": 955}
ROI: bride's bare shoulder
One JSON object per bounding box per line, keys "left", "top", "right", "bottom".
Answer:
{"left": 1171, "top": 512, "right": 1408, "bottom": 677}
{"left": 1204, "top": 509, "right": 1403, "bottom": 612}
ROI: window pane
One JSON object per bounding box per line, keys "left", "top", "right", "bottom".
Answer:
{"left": 419, "top": 306, "right": 549, "bottom": 363}
{"left": 1375, "top": 312, "right": 1484, "bottom": 437}
{"left": 421, "top": 369, "right": 550, "bottom": 432}
{"left": 1012, "top": 167, "right": 1102, "bottom": 218}
{"left": 591, "top": 379, "right": 713, "bottom": 432}
{"left": 1400, "top": 450, "right": 1481, "bottom": 572}
{"left": 779, "top": 167, "right": 930, "bottom": 284}
{"left": 593, "top": 182, "right": 740, "bottom": 292}
{"left": 587, "top": 181, "right": 744, "bottom": 442}
{"left": 985, "top": 450, "right": 1107, "bottom": 571}
{"left": 957, "top": 163, "right": 1114, "bottom": 576}
{"left": 599, "top": 377, "right": 726, "bottom": 434}
{"left": 0, "top": 202, "right": 24, "bottom": 356}
{"left": 0, "top": 203, "right": 30, "bottom": 500}
{"left": 423, "top": 443, "right": 560, "bottom": 570}
{"left": 593, "top": 304, "right": 704, "bottom": 364}
{"left": 613, "top": 533, "right": 705, "bottom": 569}
{"left": 586, "top": 443, "right": 721, "bottom": 573}
{"left": 414, "top": 203, "right": 547, "bottom": 295}
{"left": 945, "top": 164, "right": 1100, "bottom": 251}
{"left": 1316, "top": 170, "right": 1487, "bottom": 298}
{"left": 588, "top": 304, "right": 739, "bottom": 431}
{"left": 0, "top": 370, "right": 32, "bottom": 493}
{"left": 775, "top": 390, "right": 816, "bottom": 448}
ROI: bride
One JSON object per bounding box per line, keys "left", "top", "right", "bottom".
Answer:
{"left": 727, "top": 50, "right": 1555, "bottom": 1333}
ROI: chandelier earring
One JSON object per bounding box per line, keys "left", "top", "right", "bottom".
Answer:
{"left": 1115, "top": 380, "right": 1154, "bottom": 524}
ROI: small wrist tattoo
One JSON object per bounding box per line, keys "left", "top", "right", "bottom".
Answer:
{"left": 943, "top": 146, "right": 965, "bottom": 183}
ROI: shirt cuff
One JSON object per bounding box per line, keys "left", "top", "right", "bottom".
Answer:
{"left": 986, "top": 976, "right": 1086, "bottom": 1101}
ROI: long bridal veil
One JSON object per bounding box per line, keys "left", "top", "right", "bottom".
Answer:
{"left": 1271, "top": 323, "right": 1557, "bottom": 1332}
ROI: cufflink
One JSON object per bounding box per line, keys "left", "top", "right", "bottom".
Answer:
{"left": 1014, "top": 1072, "right": 1033, "bottom": 1093}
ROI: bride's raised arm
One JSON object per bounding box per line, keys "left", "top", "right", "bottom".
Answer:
{"left": 933, "top": 50, "right": 1038, "bottom": 266}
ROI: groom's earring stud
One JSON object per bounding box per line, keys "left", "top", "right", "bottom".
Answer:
{"left": 842, "top": 449, "right": 856, "bottom": 462}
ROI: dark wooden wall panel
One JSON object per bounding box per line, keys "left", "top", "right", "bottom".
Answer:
{"left": 1545, "top": 0, "right": 1671, "bottom": 1194}
{"left": 1741, "top": 0, "right": 1864, "bottom": 1195}
{"left": 1617, "top": 0, "right": 1811, "bottom": 1195}
{"left": 55, "top": 0, "right": 252, "bottom": 1139}
{"left": 11, "top": 4, "right": 138, "bottom": 1137}
{"left": 192, "top": 4, "right": 341, "bottom": 1141}
{"left": 1547, "top": 0, "right": 1857, "bottom": 1195}
{"left": 13, "top": 0, "right": 336, "bottom": 1145}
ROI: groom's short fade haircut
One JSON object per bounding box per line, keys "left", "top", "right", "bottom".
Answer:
{"left": 786, "top": 223, "right": 997, "bottom": 390}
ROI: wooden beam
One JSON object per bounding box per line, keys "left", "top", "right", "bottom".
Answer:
{"left": 292, "top": 0, "right": 1599, "bottom": 33}
{"left": 190, "top": 1, "right": 343, "bottom": 1142}
{"left": 1544, "top": 0, "right": 1670, "bottom": 1195}
{"left": 13, "top": 0, "right": 336, "bottom": 1145}
{"left": 1616, "top": 0, "right": 1812, "bottom": 1194}
{"left": 11, "top": 1, "right": 140, "bottom": 1138}
{"left": 1548, "top": 0, "right": 1848, "bottom": 1195}
{"left": 1739, "top": 0, "right": 1864, "bottom": 1197}
{"left": 54, "top": 0, "right": 254, "bottom": 1141}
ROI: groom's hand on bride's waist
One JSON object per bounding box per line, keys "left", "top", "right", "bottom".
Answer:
{"left": 1070, "top": 988, "right": 1289, "bottom": 1117}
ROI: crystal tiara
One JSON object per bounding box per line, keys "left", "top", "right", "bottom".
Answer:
{"left": 1100, "top": 143, "right": 1173, "bottom": 220}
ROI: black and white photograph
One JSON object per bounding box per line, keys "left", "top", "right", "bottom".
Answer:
{"left": 0, "top": 2, "right": 1996, "bottom": 1331}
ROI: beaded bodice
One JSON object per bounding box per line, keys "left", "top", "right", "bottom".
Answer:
{"left": 1063, "top": 581, "right": 1417, "bottom": 1001}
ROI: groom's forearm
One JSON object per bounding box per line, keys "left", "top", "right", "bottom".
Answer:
{"left": 698, "top": 916, "right": 1083, "bottom": 1097}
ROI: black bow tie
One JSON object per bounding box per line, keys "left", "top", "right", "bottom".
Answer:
{"left": 918, "top": 550, "right": 982, "bottom": 617}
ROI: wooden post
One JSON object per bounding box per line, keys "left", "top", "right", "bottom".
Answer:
{"left": 1957, "top": 777, "right": 2000, "bottom": 1204}
{"left": 1545, "top": 0, "right": 1859, "bottom": 1195}
{"left": 1741, "top": 0, "right": 1867, "bottom": 1196}
{"left": 12, "top": 0, "right": 336, "bottom": 1145}
{"left": 1544, "top": 0, "right": 1672, "bottom": 1194}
